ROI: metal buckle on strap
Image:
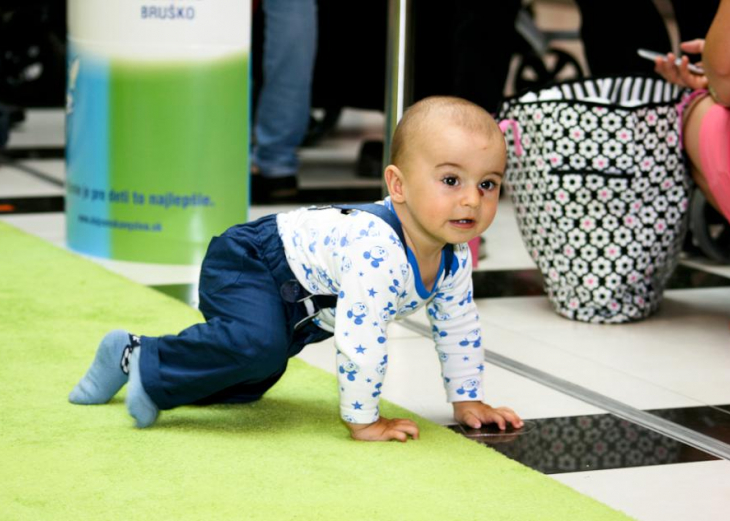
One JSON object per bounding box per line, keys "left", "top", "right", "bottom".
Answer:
{"left": 280, "top": 279, "right": 310, "bottom": 303}
{"left": 280, "top": 280, "right": 335, "bottom": 331}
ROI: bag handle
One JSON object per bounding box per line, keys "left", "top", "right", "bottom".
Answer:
{"left": 499, "top": 119, "right": 523, "bottom": 157}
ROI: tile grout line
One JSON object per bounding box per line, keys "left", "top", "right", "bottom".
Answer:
{"left": 0, "top": 157, "right": 65, "bottom": 188}
{"left": 400, "top": 317, "right": 730, "bottom": 461}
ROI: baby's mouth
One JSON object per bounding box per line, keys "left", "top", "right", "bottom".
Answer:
{"left": 449, "top": 219, "right": 476, "bottom": 228}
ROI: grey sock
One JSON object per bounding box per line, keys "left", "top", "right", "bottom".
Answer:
{"left": 69, "top": 330, "right": 138, "bottom": 405}
{"left": 125, "top": 348, "right": 159, "bottom": 428}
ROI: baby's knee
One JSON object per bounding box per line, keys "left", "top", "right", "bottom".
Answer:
{"left": 236, "top": 333, "right": 290, "bottom": 379}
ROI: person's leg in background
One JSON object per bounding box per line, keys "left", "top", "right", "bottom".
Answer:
{"left": 574, "top": 0, "right": 671, "bottom": 76}
{"left": 252, "top": 0, "right": 317, "bottom": 203}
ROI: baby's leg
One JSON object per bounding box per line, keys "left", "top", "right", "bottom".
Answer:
{"left": 125, "top": 347, "right": 158, "bottom": 428}
{"left": 124, "top": 216, "right": 296, "bottom": 426}
{"left": 69, "top": 329, "right": 158, "bottom": 427}
{"left": 69, "top": 330, "right": 139, "bottom": 404}
{"left": 138, "top": 313, "right": 290, "bottom": 413}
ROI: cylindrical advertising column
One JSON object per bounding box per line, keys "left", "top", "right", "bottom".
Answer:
{"left": 66, "top": 0, "right": 250, "bottom": 264}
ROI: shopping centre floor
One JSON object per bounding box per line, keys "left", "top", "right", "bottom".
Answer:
{"left": 3, "top": 100, "right": 730, "bottom": 520}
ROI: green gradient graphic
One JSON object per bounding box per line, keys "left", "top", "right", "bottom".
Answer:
{"left": 108, "top": 53, "right": 249, "bottom": 264}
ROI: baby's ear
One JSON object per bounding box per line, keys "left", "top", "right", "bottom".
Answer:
{"left": 384, "top": 165, "right": 405, "bottom": 202}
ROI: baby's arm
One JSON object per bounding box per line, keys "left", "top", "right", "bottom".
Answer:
{"left": 428, "top": 244, "right": 523, "bottom": 430}
{"left": 334, "top": 232, "right": 418, "bottom": 441}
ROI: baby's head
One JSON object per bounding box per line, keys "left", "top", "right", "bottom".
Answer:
{"left": 385, "top": 96, "right": 506, "bottom": 247}
{"left": 389, "top": 96, "right": 505, "bottom": 170}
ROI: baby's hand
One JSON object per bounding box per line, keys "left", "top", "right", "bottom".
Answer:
{"left": 346, "top": 416, "right": 420, "bottom": 442}
{"left": 453, "top": 401, "right": 523, "bottom": 430}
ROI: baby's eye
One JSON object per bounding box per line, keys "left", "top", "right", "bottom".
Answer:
{"left": 480, "top": 180, "right": 498, "bottom": 191}
{"left": 442, "top": 176, "right": 458, "bottom": 186}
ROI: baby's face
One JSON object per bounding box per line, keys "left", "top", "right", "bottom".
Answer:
{"left": 399, "top": 122, "right": 506, "bottom": 247}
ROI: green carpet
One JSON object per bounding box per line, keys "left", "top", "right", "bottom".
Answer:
{"left": 0, "top": 222, "right": 634, "bottom": 520}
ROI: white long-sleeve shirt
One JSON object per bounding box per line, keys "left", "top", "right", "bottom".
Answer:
{"left": 276, "top": 199, "right": 484, "bottom": 424}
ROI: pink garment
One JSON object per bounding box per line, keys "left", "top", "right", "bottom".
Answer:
{"left": 699, "top": 102, "right": 730, "bottom": 222}
{"left": 468, "top": 236, "right": 480, "bottom": 267}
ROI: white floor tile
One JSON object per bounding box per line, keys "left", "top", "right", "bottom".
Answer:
{"left": 471, "top": 290, "right": 730, "bottom": 410}
{"left": 5, "top": 109, "right": 65, "bottom": 148}
{"left": 553, "top": 460, "right": 730, "bottom": 521}
{"left": 1, "top": 213, "right": 66, "bottom": 246}
{"left": 1, "top": 212, "right": 202, "bottom": 285}
{"left": 0, "top": 164, "right": 64, "bottom": 197}
{"left": 89, "top": 258, "right": 202, "bottom": 286}
{"left": 416, "top": 299, "right": 705, "bottom": 409}
{"left": 333, "top": 108, "right": 385, "bottom": 134}
{"left": 19, "top": 159, "right": 66, "bottom": 183}
{"left": 681, "top": 257, "right": 730, "bottom": 280}
{"left": 480, "top": 197, "right": 537, "bottom": 271}
{"left": 297, "top": 333, "right": 604, "bottom": 425}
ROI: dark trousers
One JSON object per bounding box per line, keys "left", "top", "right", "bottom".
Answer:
{"left": 139, "top": 215, "right": 332, "bottom": 410}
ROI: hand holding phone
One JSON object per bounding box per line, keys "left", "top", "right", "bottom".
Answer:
{"left": 637, "top": 48, "right": 705, "bottom": 75}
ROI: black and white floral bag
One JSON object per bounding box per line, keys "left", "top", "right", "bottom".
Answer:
{"left": 498, "top": 76, "right": 692, "bottom": 323}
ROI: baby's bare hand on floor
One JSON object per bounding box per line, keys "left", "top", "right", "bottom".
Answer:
{"left": 453, "top": 401, "right": 523, "bottom": 430}
{"left": 346, "top": 416, "right": 420, "bottom": 442}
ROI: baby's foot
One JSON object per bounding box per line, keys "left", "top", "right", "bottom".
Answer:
{"left": 126, "top": 348, "right": 159, "bottom": 428}
{"left": 69, "top": 330, "right": 139, "bottom": 404}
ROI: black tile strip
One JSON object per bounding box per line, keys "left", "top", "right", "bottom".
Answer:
{"left": 668, "top": 263, "right": 730, "bottom": 289}
{"left": 255, "top": 186, "right": 383, "bottom": 205}
{"left": 448, "top": 411, "right": 718, "bottom": 474}
{"left": 0, "top": 147, "right": 65, "bottom": 160}
{"left": 0, "top": 196, "right": 64, "bottom": 214}
{"left": 471, "top": 263, "right": 730, "bottom": 299}
{"left": 648, "top": 404, "right": 730, "bottom": 442}
{"left": 472, "top": 269, "right": 546, "bottom": 298}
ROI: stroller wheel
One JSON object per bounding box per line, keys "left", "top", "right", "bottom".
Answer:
{"left": 689, "top": 189, "right": 730, "bottom": 264}
{"left": 514, "top": 48, "right": 584, "bottom": 93}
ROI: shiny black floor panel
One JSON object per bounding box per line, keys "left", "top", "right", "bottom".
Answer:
{"left": 448, "top": 407, "right": 721, "bottom": 474}
{"left": 471, "top": 264, "right": 730, "bottom": 299}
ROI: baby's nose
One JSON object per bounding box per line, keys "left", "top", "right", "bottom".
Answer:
{"left": 461, "top": 185, "right": 481, "bottom": 206}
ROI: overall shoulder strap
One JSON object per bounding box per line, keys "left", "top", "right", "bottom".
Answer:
{"left": 334, "top": 203, "right": 456, "bottom": 278}
{"left": 334, "top": 203, "right": 405, "bottom": 248}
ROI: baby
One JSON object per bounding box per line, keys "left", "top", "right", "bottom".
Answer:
{"left": 70, "top": 95, "right": 524, "bottom": 441}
